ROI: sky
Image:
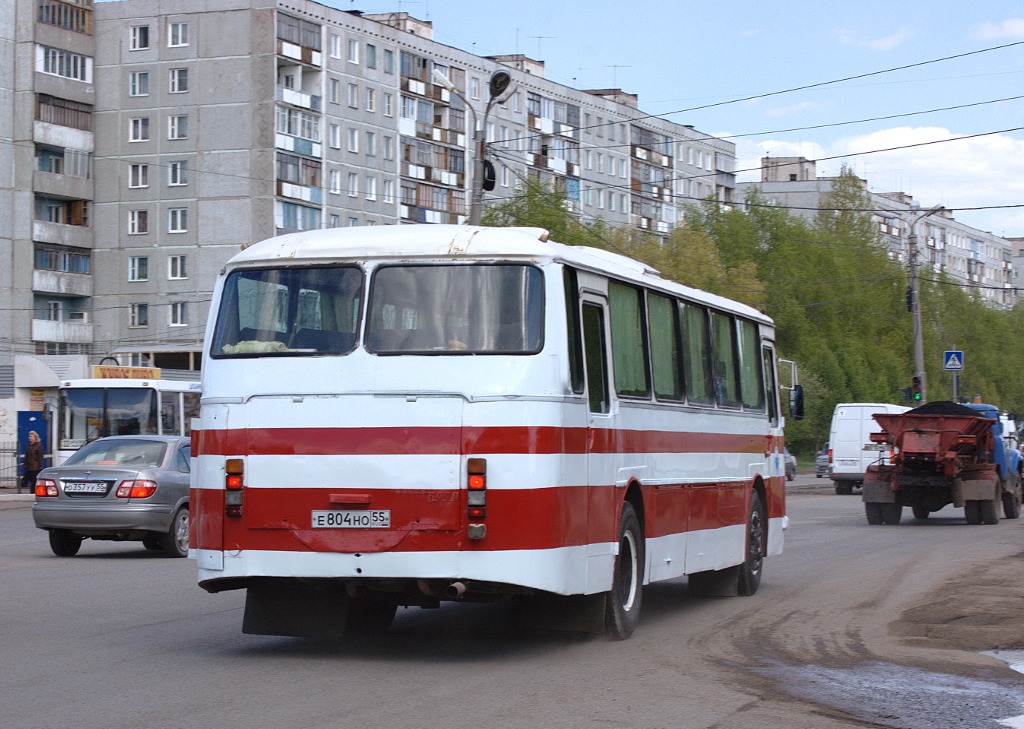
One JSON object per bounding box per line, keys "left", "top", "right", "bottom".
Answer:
{"left": 328, "top": 0, "right": 1024, "bottom": 237}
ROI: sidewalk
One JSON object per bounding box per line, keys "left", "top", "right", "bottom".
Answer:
{"left": 0, "top": 488, "right": 35, "bottom": 510}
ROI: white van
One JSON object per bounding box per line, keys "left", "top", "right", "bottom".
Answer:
{"left": 829, "top": 403, "right": 910, "bottom": 494}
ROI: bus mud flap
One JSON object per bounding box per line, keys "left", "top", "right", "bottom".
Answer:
{"left": 688, "top": 566, "right": 740, "bottom": 597}
{"left": 243, "top": 579, "right": 349, "bottom": 638}
{"left": 518, "top": 593, "right": 606, "bottom": 634}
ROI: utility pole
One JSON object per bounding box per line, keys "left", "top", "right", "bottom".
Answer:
{"left": 907, "top": 206, "right": 944, "bottom": 403}
{"left": 432, "top": 68, "right": 514, "bottom": 226}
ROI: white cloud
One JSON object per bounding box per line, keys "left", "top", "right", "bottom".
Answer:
{"left": 733, "top": 127, "right": 1024, "bottom": 236}
{"left": 835, "top": 28, "right": 912, "bottom": 51}
{"left": 973, "top": 18, "right": 1024, "bottom": 40}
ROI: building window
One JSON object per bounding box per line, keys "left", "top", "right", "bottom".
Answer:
{"left": 347, "top": 173, "right": 358, "bottom": 197}
{"left": 129, "top": 256, "right": 149, "bottom": 281}
{"left": 38, "top": 1, "right": 93, "bottom": 34}
{"left": 382, "top": 136, "right": 394, "bottom": 161}
{"left": 347, "top": 83, "right": 359, "bottom": 108}
{"left": 168, "top": 208, "right": 187, "bottom": 233}
{"left": 130, "top": 25, "right": 150, "bottom": 50}
{"left": 347, "top": 128, "right": 359, "bottom": 153}
{"left": 365, "top": 131, "right": 376, "bottom": 156}
{"left": 329, "top": 78, "right": 340, "bottom": 104}
{"left": 168, "top": 160, "right": 187, "bottom": 186}
{"left": 329, "top": 169, "right": 341, "bottom": 194}
{"left": 36, "top": 94, "right": 92, "bottom": 132}
{"left": 40, "top": 45, "right": 91, "bottom": 82}
{"left": 168, "top": 255, "right": 187, "bottom": 279}
{"left": 130, "top": 117, "right": 149, "bottom": 142}
{"left": 329, "top": 214, "right": 340, "bottom": 227}
{"left": 330, "top": 33, "right": 341, "bottom": 58}
{"left": 365, "top": 87, "right": 376, "bottom": 112}
{"left": 129, "top": 209, "right": 148, "bottom": 234}
{"left": 169, "top": 68, "right": 188, "bottom": 93}
{"left": 129, "top": 71, "right": 149, "bottom": 97}
{"left": 329, "top": 124, "right": 341, "bottom": 148}
{"left": 168, "top": 115, "right": 188, "bottom": 139}
{"left": 383, "top": 179, "right": 394, "bottom": 204}
{"left": 34, "top": 243, "right": 90, "bottom": 273}
{"left": 168, "top": 22, "right": 189, "bottom": 47}
{"left": 366, "top": 44, "right": 377, "bottom": 69}
{"left": 348, "top": 217, "right": 359, "bottom": 227}
{"left": 383, "top": 48, "right": 394, "bottom": 74}
{"left": 47, "top": 300, "right": 63, "bottom": 321}
{"left": 130, "top": 303, "right": 149, "bottom": 327}
{"left": 129, "top": 163, "right": 148, "bottom": 188}
{"left": 347, "top": 38, "right": 359, "bottom": 63}
{"left": 170, "top": 302, "right": 187, "bottom": 327}
{"left": 383, "top": 92, "right": 393, "bottom": 117}
{"left": 365, "top": 176, "right": 377, "bottom": 201}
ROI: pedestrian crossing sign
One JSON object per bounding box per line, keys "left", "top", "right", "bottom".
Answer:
{"left": 943, "top": 351, "right": 964, "bottom": 371}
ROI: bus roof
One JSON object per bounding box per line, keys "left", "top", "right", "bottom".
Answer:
{"left": 231, "top": 225, "right": 771, "bottom": 325}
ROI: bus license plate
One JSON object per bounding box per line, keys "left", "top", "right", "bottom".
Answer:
{"left": 311, "top": 510, "right": 390, "bottom": 528}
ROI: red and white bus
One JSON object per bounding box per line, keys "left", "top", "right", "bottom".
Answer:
{"left": 191, "top": 225, "right": 802, "bottom": 639}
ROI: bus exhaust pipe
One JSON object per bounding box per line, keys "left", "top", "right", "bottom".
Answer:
{"left": 446, "top": 581, "right": 466, "bottom": 599}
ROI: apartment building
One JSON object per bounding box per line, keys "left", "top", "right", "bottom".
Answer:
{"left": 2, "top": 0, "right": 737, "bottom": 389}
{"left": 739, "top": 157, "right": 1015, "bottom": 307}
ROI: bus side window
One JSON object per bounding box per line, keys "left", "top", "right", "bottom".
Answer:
{"left": 680, "top": 303, "right": 714, "bottom": 405}
{"left": 161, "top": 393, "right": 182, "bottom": 434}
{"left": 582, "top": 303, "right": 609, "bottom": 414}
{"left": 762, "top": 347, "right": 780, "bottom": 426}
{"left": 737, "top": 319, "right": 765, "bottom": 410}
{"left": 608, "top": 281, "right": 650, "bottom": 398}
{"left": 648, "top": 292, "right": 682, "bottom": 401}
{"left": 563, "top": 268, "right": 584, "bottom": 394}
{"left": 710, "top": 311, "right": 741, "bottom": 408}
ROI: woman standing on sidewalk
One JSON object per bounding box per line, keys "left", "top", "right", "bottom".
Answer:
{"left": 22, "top": 431, "right": 44, "bottom": 494}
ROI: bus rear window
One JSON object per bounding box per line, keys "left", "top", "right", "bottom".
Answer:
{"left": 211, "top": 266, "right": 363, "bottom": 357}
{"left": 366, "top": 264, "right": 543, "bottom": 354}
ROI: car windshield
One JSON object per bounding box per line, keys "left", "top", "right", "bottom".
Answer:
{"left": 64, "top": 439, "right": 168, "bottom": 468}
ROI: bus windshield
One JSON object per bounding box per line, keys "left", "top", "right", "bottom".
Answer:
{"left": 212, "top": 265, "right": 363, "bottom": 357}
{"left": 212, "top": 263, "right": 543, "bottom": 356}
{"left": 59, "top": 387, "right": 157, "bottom": 449}
{"left": 366, "top": 264, "right": 543, "bottom": 354}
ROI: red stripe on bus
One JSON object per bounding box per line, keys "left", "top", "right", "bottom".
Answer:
{"left": 193, "top": 426, "right": 766, "bottom": 457}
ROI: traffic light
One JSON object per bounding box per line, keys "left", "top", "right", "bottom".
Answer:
{"left": 911, "top": 376, "right": 922, "bottom": 401}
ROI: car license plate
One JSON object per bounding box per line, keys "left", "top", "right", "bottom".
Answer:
{"left": 311, "top": 510, "right": 390, "bottom": 528}
{"left": 64, "top": 481, "right": 106, "bottom": 494}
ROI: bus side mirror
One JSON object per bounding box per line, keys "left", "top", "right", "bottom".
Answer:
{"left": 789, "top": 384, "right": 805, "bottom": 420}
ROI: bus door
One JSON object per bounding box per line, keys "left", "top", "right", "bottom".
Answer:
{"left": 580, "top": 295, "right": 615, "bottom": 568}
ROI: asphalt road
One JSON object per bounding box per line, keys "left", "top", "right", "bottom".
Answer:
{"left": 2, "top": 476, "right": 1023, "bottom": 729}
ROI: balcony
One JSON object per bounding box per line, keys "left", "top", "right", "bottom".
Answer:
{"left": 32, "top": 318, "right": 93, "bottom": 344}
{"left": 33, "top": 220, "right": 92, "bottom": 248}
{"left": 33, "top": 269, "right": 93, "bottom": 297}
{"left": 276, "top": 85, "right": 322, "bottom": 112}
{"left": 33, "top": 169, "right": 93, "bottom": 201}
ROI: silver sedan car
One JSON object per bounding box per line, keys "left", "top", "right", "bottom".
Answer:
{"left": 32, "top": 435, "right": 191, "bottom": 558}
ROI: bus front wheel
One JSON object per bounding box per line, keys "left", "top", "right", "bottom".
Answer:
{"left": 738, "top": 492, "right": 765, "bottom": 596}
{"left": 605, "top": 502, "right": 643, "bottom": 640}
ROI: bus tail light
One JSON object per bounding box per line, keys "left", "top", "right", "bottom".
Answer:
{"left": 36, "top": 479, "right": 58, "bottom": 497}
{"left": 467, "top": 458, "right": 486, "bottom": 539}
{"left": 225, "top": 458, "right": 244, "bottom": 518}
{"left": 116, "top": 480, "right": 158, "bottom": 498}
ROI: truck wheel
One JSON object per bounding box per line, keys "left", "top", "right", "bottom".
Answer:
{"left": 911, "top": 505, "right": 930, "bottom": 520}
{"left": 979, "top": 498, "right": 999, "bottom": 525}
{"left": 964, "top": 500, "right": 982, "bottom": 525}
{"left": 1002, "top": 475, "right": 1021, "bottom": 520}
{"left": 604, "top": 501, "right": 643, "bottom": 640}
{"left": 880, "top": 503, "right": 902, "bottom": 525}
{"left": 835, "top": 482, "right": 853, "bottom": 495}
{"left": 865, "top": 502, "right": 884, "bottom": 525}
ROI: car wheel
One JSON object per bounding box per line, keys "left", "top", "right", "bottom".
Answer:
{"left": 161, "top": 507, "right": 189, "bottom": 558}
{"left": 604, "top": 501, "right": 643, "bottom": 640}
{"left": 49, "top": 528, "right": 83, "bottom": 557}
{"left": 142, "top": 536, "right": 163, "bottom": 551}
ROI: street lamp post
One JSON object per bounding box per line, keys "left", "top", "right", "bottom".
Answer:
{"left": 906, "top": 205, "right": 944, "bottom": 403}
{"left": 432, "top": 68, "right": 513, "bottom": 226}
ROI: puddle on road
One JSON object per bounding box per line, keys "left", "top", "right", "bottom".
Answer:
{"left": 984, "top": 651, "right": 1024, "bottom": 728}
{"left": 752, "top": 658, "right": 1024, "bottom": 728}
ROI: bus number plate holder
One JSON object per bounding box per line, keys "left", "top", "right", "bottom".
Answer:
{"left": 311, "top": 510, "right": 391, "bottom": 528}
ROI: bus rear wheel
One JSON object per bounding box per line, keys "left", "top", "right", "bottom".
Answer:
{"left": 605, "top": 502, "right": 643, "bottom": 640}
